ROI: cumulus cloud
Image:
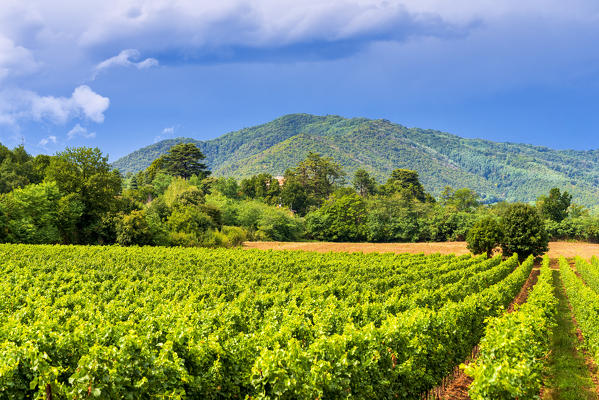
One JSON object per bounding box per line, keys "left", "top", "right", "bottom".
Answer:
{"left": 1, "top": 1, "right": 596, "bottom": 70}
{"left": 1, "top": 0, "right": 598, "bottom": 66}
{"left": 0, "top": 35, "right": 38, "bottom": 81}
{"left": 0, "top": 85, "right": 109, "bottom": 126}
{"left": 0, "top": 1, "right": 483, "bottom": 66}
{"left": 38, "top": 135, "right": 57, "bottom": 146}
{"left": 94, "top": 49, "right": 158, "bottom": 77}
{"left": 67, "top": 124, "right": 96, "bottom": 139}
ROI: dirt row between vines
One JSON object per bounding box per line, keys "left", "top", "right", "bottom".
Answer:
{"left": 425, "top": 265, "right": 541, "bottom": 400}
{"left": 244, "top": 241, "right": 599, "bottom": 258}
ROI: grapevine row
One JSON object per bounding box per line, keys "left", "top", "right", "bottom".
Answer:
{"left": 465, "top": 256, "right": 557, "bottom": 399}
{"left": 559, "top": 256, "right": 599, "bottom": 360}
{"left": 574, "top": 256, "right": 599, "bottom": 294}
{"left": 0, "top": 244, "right": 531, "bottom": 399}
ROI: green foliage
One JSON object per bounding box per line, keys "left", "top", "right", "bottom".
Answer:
{"left": 364, "top": 196, "right": 421, "bottom": 242}
{"left": 205, "top": 193, "right": 300, "bottom": 242}
{"left": 163, "top": 177, "right": 194, "bottom": 207}
{"left": 442, "top": 187, "right": 481, "bottom": 212}
{"left": 466, "top": 256, "right": 556, "bottom": 399}
{"left": 305, "top": 192, "right": 368, "bottom": 241}
{"left": 500, "top": 203, "right": 549, "bottom": 260}
{"left": 538, "top": 187, "right": 572, "bottom": 222}
{"left": 112, "top": 114, "right": 599, "bottom": 207}
{"left": 467, "top": 217, "right": 503, "bottom": 257}
{"left": 0, "top": 145, "right": 50, "bottom": 194}
{"left": 559, "top": 257, "right": 599, "bottom": 361}
{"left": 167, "top": 205, "right": 217, "bottom": 235}
{"left": 240, "top": 173, "right": 281, "bottom": 204}
{"left": 281, "top": 152, "right": 344, "bottom": 214}
{"left": 116, "top": 210, "right": 154, "bottom": 246}
{"left": 0, "top": 244, "right": 534, "bottom": 398}
{"left": 46, "top": 147, "right": 122, "bottom": 243}
{"left": 213, "top": 177, "right": 240, "bottom": 198}
{"left": 352, "top": 169, "right": 377, "bottom": 197}
{"left": 220, "top": 226, "right": 248, "bottom": 247}
{"left": 151, "top": 172, "right": 173, "bottom": 197}
{"left": 0, "top": 182, "right": 62, "bottom": 243}
{"left": 575, "top": 257, "right": 599, "bottom": 297}
{"left": 424, "top": 207, "right": 476, "bottom": 242}
{"left": 156, "top": 143, "right": 210, "bottom": 179}
{"left": 279, "top": 179, "right": 308, "bottom": 215}
{"left": 380, "top": 169, "right": 431, "bottom": 202}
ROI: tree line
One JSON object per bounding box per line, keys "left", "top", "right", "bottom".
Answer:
{"left": 0, "top": 141, "right": 596, "bottom": 258}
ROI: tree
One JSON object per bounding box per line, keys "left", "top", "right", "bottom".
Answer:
{"left": 442, "top": 186, "right": 480, "bottom": 212}
{"left": 158, "top": 143, "right": 210, "bottom": 179}
{"left": 282, "top": 153, "right": 344, "bottom": 214}
{"left": 129, "top": 175, "right": 139, "bottom": 190}
{"left": 537, "top": 187, "right": 572, "bottom": 222}
{"left": 214, "top": 177, "right": 240, "bottom": 199}
{"left": 305, "top": 192, "right": 367, "bottom": 241}
{"left": 364, "top": 196, "right": 421, "bottom": 242}
{"left": 46, "top": 147, "right": 122, "bottom": 243}
{"left": 0, "top": 182, "right": 62, "bottom": 244}
{"left": 500, "top": 203, "right": 548, "bottom": 260}
{"left": 352, "top": 169, "right": 377, "bottom": 197}
{"left": 380, "top": 169, "right": 432, "bottom": 202}
{"left": 240, "top": 174, "right": 281, "bottom": 204}
{"left": 116, "top": 210, "right": 154, "bottom": 246}
{"left": 466, "top": 217, "right": 503, "bottom": 258}
{"left": 280, "top": 179, "right": 308, "bottom": 214}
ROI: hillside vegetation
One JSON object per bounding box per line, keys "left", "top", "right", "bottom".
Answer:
{"left": 112, "top": 114, "right": 599, "bottom": 206}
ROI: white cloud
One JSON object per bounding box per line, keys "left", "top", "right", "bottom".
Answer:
{"left": 67, "top": 124, "right": 96, "bottom": 140}
{"left": 1, "top": 1, "right": 596, "bottom": 73}
{"left": 0, "top": 1, "right": 482, "bottom": 65}
{"left": 0, "top": 35, "right": 38, "bottom": 82}
{"left": 154, "top": 125, "right": 176, "bottom": 142}
{"left": 69, "top": 85, "right": 110, "bottom": 123}
{"left": 94, "top": 49, "right": 158, "bottom": 77}
{"left": 38, "top": 135, "right": 57, "bottom": 146}
{"left": 0, "top": 85, "right": 109, "bottom": 126}
{"left": 1, "top": 1, "right": 598, "bottom": 65}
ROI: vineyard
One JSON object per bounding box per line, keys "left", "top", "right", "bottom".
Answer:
{"left": 0, "top": 244, "right": 598, "bottom": 399}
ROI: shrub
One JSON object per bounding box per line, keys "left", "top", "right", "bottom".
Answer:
{"left": 500, "top": 203, "right": 548, "bottom": 260}
{"left": 220, "top": 226, "right": 248, "bottom": 247}
{"left": 467, "top": 217, "right": 503, "bottom": 258}
{"left": 116, "top": 210, "right": 155, "bottom": 246}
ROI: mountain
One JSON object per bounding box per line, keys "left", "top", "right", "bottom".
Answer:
{"left": 112, "top": 114, "right": 599, "bottom": 206}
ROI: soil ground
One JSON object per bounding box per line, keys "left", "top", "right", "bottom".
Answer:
{"left": 244, "top": 241, "right": 599, "bottom": 258}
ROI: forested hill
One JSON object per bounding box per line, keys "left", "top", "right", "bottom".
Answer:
{"left": 112, "top": 114, "right": 599, "bottom": 206}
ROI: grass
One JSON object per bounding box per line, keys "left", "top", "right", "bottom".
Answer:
{"left": 542, "top": 269, "right": 596, "bottom": 399}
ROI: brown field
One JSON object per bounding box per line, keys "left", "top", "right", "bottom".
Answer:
{"left": 243, "top": 241, "right": 599, "bottom": 259}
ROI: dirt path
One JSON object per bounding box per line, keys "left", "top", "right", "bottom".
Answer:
{"left": 542, "top": 262, "right": 597, "bottom": 399}
{"left": 244, "top": 241, "right": 599, "bottom": 258}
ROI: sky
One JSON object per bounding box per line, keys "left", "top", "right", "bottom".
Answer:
{"left": 1, "top": 0, "right": 599, "bottom": 161}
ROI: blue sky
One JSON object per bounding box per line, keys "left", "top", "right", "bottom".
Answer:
{"left": 1, "top": 0, "right": 599, "bottom": 161}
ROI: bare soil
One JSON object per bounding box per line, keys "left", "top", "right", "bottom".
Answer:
{"left": 244, "top": 241, "right": 599, "bottom": 258}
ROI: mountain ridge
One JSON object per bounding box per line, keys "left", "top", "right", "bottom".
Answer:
{"left": 112, "top": 114, "right": 599, "bottom": 207}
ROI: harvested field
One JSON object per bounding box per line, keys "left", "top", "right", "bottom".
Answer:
{"left": 243, "top": 241, "right": 599, "bottom": 258}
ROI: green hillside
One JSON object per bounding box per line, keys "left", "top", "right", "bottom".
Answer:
{"left": 112, "top": 114, "right": 599, "bottom": 206}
